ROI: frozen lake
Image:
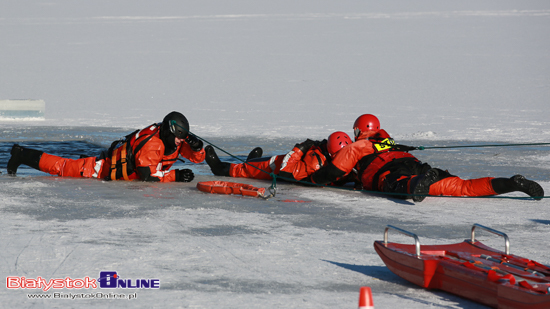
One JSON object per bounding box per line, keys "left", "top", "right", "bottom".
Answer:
{"left": 0, "top": 126, "right": 548, "bottom": 308}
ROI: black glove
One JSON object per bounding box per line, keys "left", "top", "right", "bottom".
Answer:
{"left": 314, "top": 139, "right": 327, "bottom": 147}
{"left": 186, "top": 135, "right": 203, "bottom": 152}
{"left": 295, "top": 139, "right": 315, "bottom": 153}
{"left": 175, "top": 169, "right": 194, "bottom": 182}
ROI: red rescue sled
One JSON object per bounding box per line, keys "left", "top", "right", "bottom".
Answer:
{"left": 374, "top": 224, "right": 550, "bottom": 308}
{"left": 197, "top": 181, "right": 268, "bottom": 198}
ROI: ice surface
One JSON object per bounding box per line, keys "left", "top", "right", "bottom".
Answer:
{"left": 1, "top": 130, "right": 549, "bottom": 308}
{"left": 1, "top": 1, "right": 549, "bottom": 308}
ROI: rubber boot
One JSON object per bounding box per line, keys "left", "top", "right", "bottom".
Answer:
{"left": 383, "top": 175, "right": 410, "bottom": 200}
{"left": 7, "top": 144, "right": 44, "bottom": 175}
{"left": 410, "top": 168, "right": 440, "bottom": 202}
{"left": 246, "top": 147, "right": 263, "bottom": 161}
{"left": 491, "top": 175, "right": 544, "bottom": 200}
{"left": 383, "top": 169, "right": 439, "bottom": 202}
{"left": 205, "top": 145, "right": 231, "bottom": 176}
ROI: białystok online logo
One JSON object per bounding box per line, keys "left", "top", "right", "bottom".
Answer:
{"left": 6, "top": 271, "right": 160, "bottom": 292}
{"left": 97, "top": 271, "right": 159, "bottom": 289}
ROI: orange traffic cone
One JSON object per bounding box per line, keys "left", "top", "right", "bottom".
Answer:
{"left": 358, "top": 286, "right": 374, "bottom": 309}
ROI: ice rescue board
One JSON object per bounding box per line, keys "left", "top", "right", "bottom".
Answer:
{"left": 196, "top": 181, "right": 276, "bottom": 199}
{"left": 374, "top": 223, "right": 550, "bottom": 308}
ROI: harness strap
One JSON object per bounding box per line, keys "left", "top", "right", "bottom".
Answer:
{"left": 107, "top": 127, "right": 159, "bottom": 181}
{"left": 110, "top": 147, "right": 119, "bottom": 180}
{"left": 133, "top": 132, "right": 157, "bottom": 158}
{"left": 120, "top": 144, "right": 130, "bottom": 180}
{"left": 313, "top": 152, "right": 323, "bottom": 168}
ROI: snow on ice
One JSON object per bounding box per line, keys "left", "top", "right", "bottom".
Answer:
{"left": 1, "top": 1, "right": 549, "bottom": 308}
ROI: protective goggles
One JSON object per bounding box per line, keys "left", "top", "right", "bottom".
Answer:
{"left": 354, "top": 127, "right": 361, "bottom": 139}
{"left": 169, "top": 120, "right": 189, "bottom": 139}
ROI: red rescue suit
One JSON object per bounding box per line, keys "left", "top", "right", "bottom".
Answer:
{"left": 38, "top": 124, "right": 205, "bottom": 182}
{"left": 429, "top": 175, "right": 496, "bottom": 197}
{"left": 229, "top": 145, "right": 327, "bottom": 181}
{"left": 309, "top": 129, "right": 394, "bottom": 187}
{"left": 310, "top": 129, "right": 498, "bottom": 197}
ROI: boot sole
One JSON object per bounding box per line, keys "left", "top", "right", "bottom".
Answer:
{"left": 412, "top": 169, "right": 439, "bottom": 202}
{"left": 7, "top": 144, "right": 23, "bottom": 175}
{"left": 513, "top": 175, "right": 545, "bottom": 200}
{"left": 246, "top": 147, "right": 263, "bottom": 161}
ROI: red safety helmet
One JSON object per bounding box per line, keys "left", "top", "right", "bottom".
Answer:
{"left": 353, "top": 114, "right": 380, "bottom": 140}
{"left": 327, "top": 131, "right": 352, "bottom": 157}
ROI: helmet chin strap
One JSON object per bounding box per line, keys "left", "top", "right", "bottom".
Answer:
{"left": 159, "top": 127, "right": 178, "bottom": 154}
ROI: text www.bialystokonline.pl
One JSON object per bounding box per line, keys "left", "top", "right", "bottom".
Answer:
{"left": 26, "top": 292, "right": 137, "bottom": 300}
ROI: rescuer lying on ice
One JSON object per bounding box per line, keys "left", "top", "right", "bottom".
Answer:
{"left": 7, "top": 111, "right": 205, "bottom": 183}
{"left": 307, "top": 114, "right": 544, "bottom": 202}
{"left": 204, "top": 131, "right": 355, "bottom": 184}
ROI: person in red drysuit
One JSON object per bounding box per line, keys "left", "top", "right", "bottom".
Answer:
{"left": 7, "top": 111, "right": 205, "bottom": 183}
{"left": 307, "top": 114, "right": 545, "bottom": 202}
{"left": 204, "top": 131, "right": 354, "bottom": 184}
